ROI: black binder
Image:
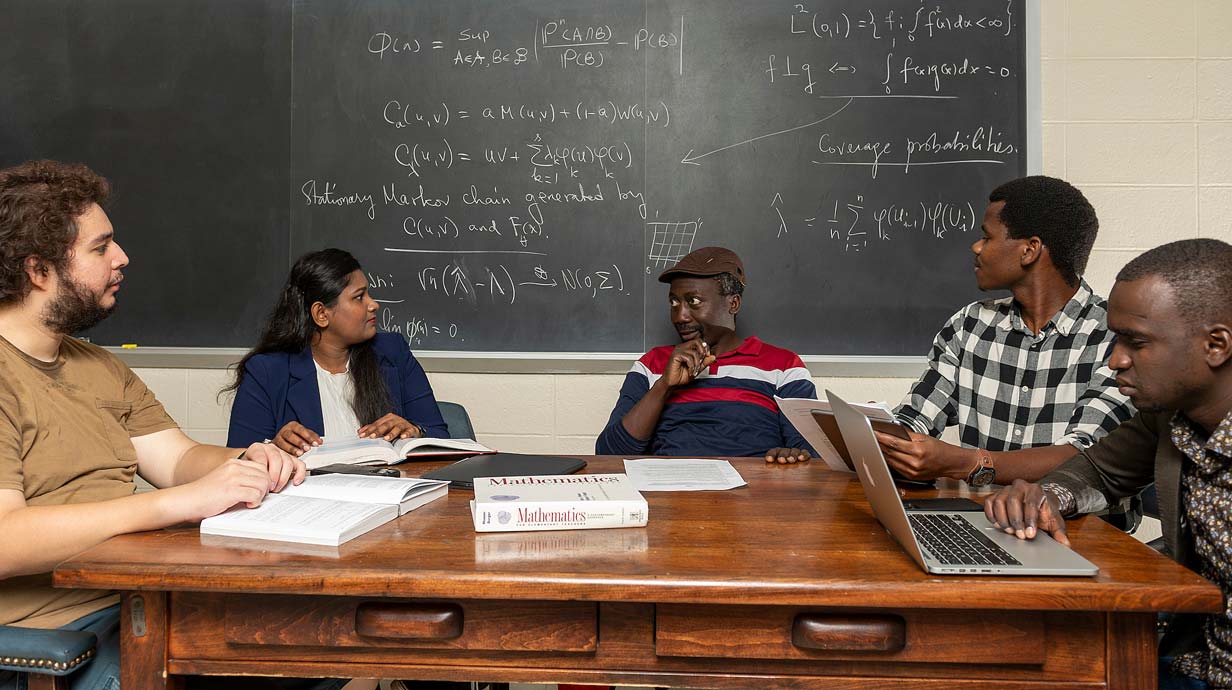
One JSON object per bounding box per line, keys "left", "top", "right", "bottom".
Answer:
{"left": 421, "top": 453, "right": 588, "bottom": 489}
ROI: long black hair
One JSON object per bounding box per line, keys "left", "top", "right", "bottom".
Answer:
{"left": 225, "top": 248, "right": 392, "bottom": 425}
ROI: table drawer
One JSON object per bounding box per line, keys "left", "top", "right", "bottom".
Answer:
{"left": 656, "top": 605, "right": 1044, "bottom": 664}
{"left": 222, "top": 595, "right": 597, "bottom": 652}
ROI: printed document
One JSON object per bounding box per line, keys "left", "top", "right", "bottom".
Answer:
{"left": 622, "top": 458, "right": 747, "bottom": 491}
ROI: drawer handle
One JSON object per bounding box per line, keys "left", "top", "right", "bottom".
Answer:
{"left": 355, "top": 603, "right": 463, "bottom": 640}
{"left": 791, "top": 614, "right": 906, "bottom": 652}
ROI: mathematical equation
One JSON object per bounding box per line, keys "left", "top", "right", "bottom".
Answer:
{"left": 367, "top": 15, "right": 686, "bottom": 73}
{"left": 388, "top": 134, "right": 636, "bottom": 190}
{"left": 402, "top": 259, "right": 628, "bottom": 306}
{"left": 766, "top": 51, "right": 1016, "bottom": 96}
{"left": 770, "top": 193, "right": 978, "bottom": 253}
{"left": 381, "top": 99, "right": 671, "bottom": 130}
{"left": 378, "top": 308, "right": 464, "bottom": 347}
{"left": 765, "top": 2, "right": 1018, "bottom": 97}
{"left": 787, "top": 2, "right": 1015, "bottom": 43}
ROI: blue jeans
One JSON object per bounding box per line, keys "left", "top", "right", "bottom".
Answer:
{"left": 0, "top": 605, "right": 347, "bottom": 690}
{"left": 1160, "top": 657, "right": 1209, "bottom": 690}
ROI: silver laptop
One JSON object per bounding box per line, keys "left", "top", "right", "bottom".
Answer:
{"left": 825, "top": 390, "right": 1098, "bottom": 577}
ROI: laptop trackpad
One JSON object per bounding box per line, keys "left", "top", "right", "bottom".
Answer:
{"left": 962, "top": 513, "right": 1099, "bottom": 575}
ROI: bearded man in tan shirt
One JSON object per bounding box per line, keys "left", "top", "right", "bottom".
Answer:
{"left": 0, "top": 160, "right": 347, "bottom": 690}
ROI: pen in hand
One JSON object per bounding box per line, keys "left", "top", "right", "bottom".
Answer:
{"left": 692, "top": 340, "right": 711, "bottom": 378}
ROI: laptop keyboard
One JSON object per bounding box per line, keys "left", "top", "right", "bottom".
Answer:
{"left": 909, "top": 513, "right": 1022, "bottom": 567}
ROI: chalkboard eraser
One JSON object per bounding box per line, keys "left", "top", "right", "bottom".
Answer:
{"left": 121, "top": 343, "right": 138, "bottom": 349}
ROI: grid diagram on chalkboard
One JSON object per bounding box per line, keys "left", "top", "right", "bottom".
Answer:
{"left": 647, "top": 219, "right": 701, "bottom": 269}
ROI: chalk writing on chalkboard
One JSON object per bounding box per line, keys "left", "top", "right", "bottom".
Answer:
{"left": 4, "top": 0, "right": 1022, "bottom": 352}
{"left": 287, "top": 0, "right": 1023, "bottom": 356}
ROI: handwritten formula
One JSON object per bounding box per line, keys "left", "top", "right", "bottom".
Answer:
{"left": 291, "top": 0, "right": 1025, "bottom": 353}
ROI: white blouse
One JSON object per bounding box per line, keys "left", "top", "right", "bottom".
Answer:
{"left": 314, "top": 360, "right": 361, "bottom": 439}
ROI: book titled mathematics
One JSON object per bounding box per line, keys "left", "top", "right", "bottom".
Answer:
{"left": 470, "top": 474, "right": 648, "bottom": 533}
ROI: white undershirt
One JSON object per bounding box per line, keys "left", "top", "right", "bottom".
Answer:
{"left": 314, "top": 360, "right": 361, "bottom": 439}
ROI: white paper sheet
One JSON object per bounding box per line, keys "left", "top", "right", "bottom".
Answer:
{"left": 622, "top": 458, "right": 747, "bottom": 491}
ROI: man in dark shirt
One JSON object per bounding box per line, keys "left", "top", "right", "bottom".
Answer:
{"left": 985, "top": 239, "right": 1232, "bottom": 689}
{"left": 595, "top": 246, "right": 816, "bottom": 462}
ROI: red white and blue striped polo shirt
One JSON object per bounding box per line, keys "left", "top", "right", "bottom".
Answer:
{"left": 595, "top": 336, "right": 818, "bottom": 457}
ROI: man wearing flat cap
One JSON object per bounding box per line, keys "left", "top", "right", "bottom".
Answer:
{"left": 596, "top": 246, "right": 817, "bottom": 462}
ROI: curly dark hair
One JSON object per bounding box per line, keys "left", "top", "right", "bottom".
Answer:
{"left": 0, "top": 160, "right": 110, "bottom": 305}
{"left": 224, "top": 248, "right": 393, "bottom": 425}
{"left": 989, "top": 176, "right": 1098, "bottom": 287}
{"left": 715, "top": 272, "right": 744, "bottom": 297}
{"left": 1117, "top": 239, "right": 1232, "bottom": 331}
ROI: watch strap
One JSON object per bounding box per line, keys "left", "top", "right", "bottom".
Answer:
{"left": 966, "top": 449, "right": 995, "bottom": 485}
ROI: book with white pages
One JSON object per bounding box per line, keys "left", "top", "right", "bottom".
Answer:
{"left": 279, "top": 473, "right": 449, "bottom": 515}
{"left": 199, "top": 473, "right": 449, "bottom": 546}
{"left": 470, "top": 474, "right": 648, "bottom": 533}
{"left": 299, "top": 435, "right": 495, "bottom": 470}
{"left": 776, "top": 396, "right": 911, "bottom": 473}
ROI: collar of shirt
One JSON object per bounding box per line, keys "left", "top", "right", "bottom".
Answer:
{"left": 1170, "top": 408, "right": 1232, "bottom": 470}
{"left": 715, "top": 335, "right": 763, "bottom": 360}
{"left": 996, "top": 279, "right": 1096, "bottom": 338}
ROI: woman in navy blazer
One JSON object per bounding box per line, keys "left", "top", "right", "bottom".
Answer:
{"left": 226, "top": 249, "right": 448, "bottom": 454}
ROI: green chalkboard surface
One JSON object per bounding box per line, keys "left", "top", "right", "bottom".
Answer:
{"left": 3, "top": 0, "right": 1026, "bottom": 354}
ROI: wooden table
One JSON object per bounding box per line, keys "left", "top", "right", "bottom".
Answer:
{"left": 54, "top": 457, "right": 1220, "bottom": 690}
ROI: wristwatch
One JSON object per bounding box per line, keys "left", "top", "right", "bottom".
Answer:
{"left": 965, "top": 449, "right": 996, "bottom": 487}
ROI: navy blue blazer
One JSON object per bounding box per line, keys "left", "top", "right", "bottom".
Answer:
{"left": 227, "top": 332, "right": 449, "bottom": 447}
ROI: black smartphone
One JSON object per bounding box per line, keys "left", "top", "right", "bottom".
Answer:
{"left": 890, "top": 473, "right": 938, "bottom": 489}
{"left": 310, "top": 464, "right": 400, "bottom": 478}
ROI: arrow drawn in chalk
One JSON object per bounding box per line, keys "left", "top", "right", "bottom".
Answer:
{"left": 680, "top": 97, "right": 854, "bottom": 166}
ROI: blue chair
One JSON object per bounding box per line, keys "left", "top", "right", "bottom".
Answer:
{"left": 0, "top": 625, "right": 97, "bottom": 689}
{"left": 436, "top": 401, "right": 475, "bottom": 440}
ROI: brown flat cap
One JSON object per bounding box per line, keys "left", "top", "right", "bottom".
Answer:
{"left": 657, "top": 246, "right": 746, "bottom": 285}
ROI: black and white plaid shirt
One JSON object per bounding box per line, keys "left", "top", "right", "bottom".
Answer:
{"left": 895, "top": 280, "right": 1135, "bottom": 452}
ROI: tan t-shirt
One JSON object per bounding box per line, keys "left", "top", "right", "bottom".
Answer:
{"left": 0, "top": 335, "right": 178, "bottom": 628}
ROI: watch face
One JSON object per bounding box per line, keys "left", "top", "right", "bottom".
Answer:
{"left": 969, "top": 467, "right": 996, "bottom": 487}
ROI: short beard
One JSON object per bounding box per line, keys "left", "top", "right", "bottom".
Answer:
{"left": 43, "top": 275, "right": 114, "bottom": 335}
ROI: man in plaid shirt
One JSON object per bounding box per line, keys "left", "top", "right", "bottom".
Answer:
{"left": 877, "top": 176, "right": 1135, "bottom": 488}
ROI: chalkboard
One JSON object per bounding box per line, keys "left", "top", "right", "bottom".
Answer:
{"left": 3, "top": 0, "right": 1026, "bottom": 355}
{"left": 0, "top": 0, "right": 292, "bottom": 348}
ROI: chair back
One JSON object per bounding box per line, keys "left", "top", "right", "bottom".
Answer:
{"left": 437, "top": 401, "right": 476, "bottom": 440}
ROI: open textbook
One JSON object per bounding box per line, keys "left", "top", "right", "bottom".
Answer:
{"left": 776, "top": 396, "right": 911, "bottom": 473}
{"left": 299, "top": 435, "right": 494, "bottom": 470}
{"left": 200, "top": 473, "right": 449, "bottom": 546}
